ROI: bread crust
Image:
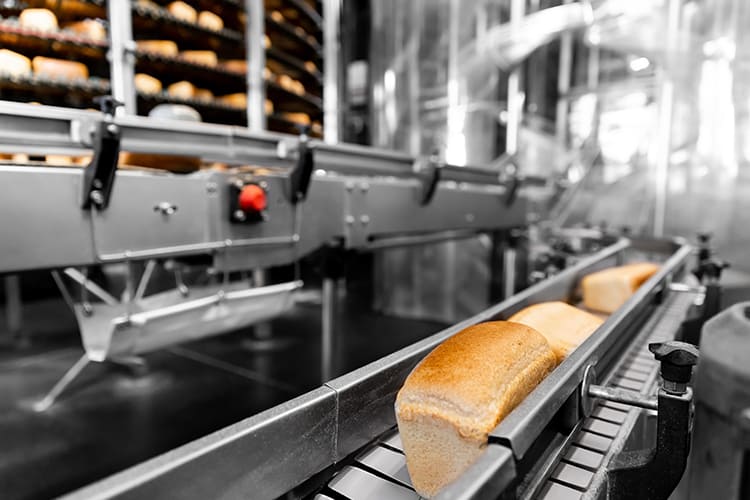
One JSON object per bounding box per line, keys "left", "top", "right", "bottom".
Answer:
{"left": 396, "top": 321, "right": 556, "bottom": 497}
{"left": 582, "top": 262, "right": 659, "bottom": 313}
{"left": 508, "top": 301, "right": 603, "bottom": 362}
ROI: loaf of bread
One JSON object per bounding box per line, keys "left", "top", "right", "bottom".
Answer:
{"left": 263, "top": 34, "right": 271, "bottom": 48}
{"left": 194, "top": 88, "right": 213, "bottom": 101}
{"left": 281, "top": 112, "right": 310, "bottom": 125}
{"left": 221, "top": 59, "right": 246, "bottom": 74}
{"left": 167, "top": 80, "right": 197, "bottom": 99}
{"left": 0, "top": 153, "right": 29, "bottom": 163}
{"left": 0, "top": 49, "right": 31, "bottom": 77}
{"left": 508, "top": 302, "right": 603, "bottom": 362}
{"left": 134, "top": 73, "right": 162, "bottom": 94}
{"left": 19, "top": 8, "right": 58, "bottom": 31}
{"left": 396, "top": 321, "right": 556, "bottom": 498}
{"left": 218, "top": 93, "right": 246, "bottom": 109}
{"left": 265, "top": 99, "right": 274, "bottom": 115}
{"left": 32, "top": 56, "right": 89, "bottom": 80}
{"left": 180, "top": 50, "right": 217, "bottom": 67}
{"left": 136, "top": 40, "right": 179, "bottom": 57}
{"left": 270, "top": 10, "right": 284, "bottom": 23}
{"left": 304, "top": 60, "right": 317, "bottom": 73}
{"left": 582, "top": 262, "right": 659, "bottom": 313}
{"left": 167, "top": 1, "right": 197, "bottom": 23}
{"left": 63, "top": 19, "right": 107, "bottom": 41}
{"left": 197, "top": 11, "right": 223, "bottom": 31}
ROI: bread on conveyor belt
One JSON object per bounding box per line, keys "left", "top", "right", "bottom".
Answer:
{"left": 264, "top": 99, "right": 273, "bottom": 115}
{"left": 167, "top": 1, "right": 197, "bottom": 23}
{"left": 134, "top": 73, "right": 162, "bottom": 94}
{"left": 221, "top": 59, "right": 246, "bottom": 74}
{"left": 180, "top": 50, "right": 218, "bottom": 67}
{"left": 395, "top": 321, "right": 556, "bottom": 498}
{"left": 508, "top": 301, "right": 604, "bottom": 363}
{"left": 278, "top": 75, "right": 305, "bottom": 95}
{"left": 304, "top": 60, "right": 317, "bottom": 73}
{"left": 218, "top": 93, "right": 246, "bottom": 109}
{"left": 0, "top": 49, "right": 32, "bottom": 77}
{"left": 263, "top": 34, "right": 271, "bottom": 48}
{"left": 167, "top": 80, "right": 197, "bottom": 99}
{"left": 32, "top": 56, "right": 89, "bottom": 80}
{"left": 19, "top": 8, "right": 58, "bottom": 31}
{"left": 119, "top": 152, "right": 202, "bottom": 173}
{"left": 582, "top": 262, "right": 659, "bottom": 313}
{"left": 62, "top": 19, "right": 107, "bottom": 41}
{"left": 136, "top": 40, "right": 179, "bottom": 57}
{"left": 197, "top": 11, "right": 223, "bottom": 31}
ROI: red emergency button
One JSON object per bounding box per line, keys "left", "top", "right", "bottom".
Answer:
{"left": 238, "top": 184, "right": 267, "bottom": 212}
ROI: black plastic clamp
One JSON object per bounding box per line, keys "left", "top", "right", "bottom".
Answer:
{"left": 413, "top": 154, "right": 442, "bottom": 205}
{"left": 288, "top": 125, "right": 315, "bottom": 204}
{"left": 81, "top": 96, "right": 122, "bottom": 210}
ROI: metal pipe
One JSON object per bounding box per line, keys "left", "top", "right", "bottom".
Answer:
{"left": 506, "top": 0, "right": 526, "bottom": 156}
{"left": 323, "top": 0, "right": 341, "bottom": 142}
{"left": 321, "top": 277, "right": 335, "bottom": 382}
{"left": 588, "top": 384, "right": 658, "bottom": 411}
{"left": 108, "top": 0, "right": 136, "bottom": 114}
{"left": 652, "top": 0, "right": 682, "bottom": 237}
{"left": 503, "top": 246, "right": 517, "bottom": 299}
{"left": 33, "top": 353, "right": 90, "bottom": 412}
{"left": 246, "top": 0, "right": 267, "bottom": 131}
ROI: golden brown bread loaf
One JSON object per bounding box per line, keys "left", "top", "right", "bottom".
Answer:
{"left": 136, "top": 40, "right": 179, "bottom": 57}
{"left": 221, "top": 59, "right": 247, "bottom": 74}
{"left": 0, "top": 49, "right": 31, "bottom": 77}
{"left": 180, "top": 50, "right": 218, "bottom": 67}
{"left": 281, "top": 112, "right": 310, "bottom": 125}
{"left": 218, "top": 93, "right": 246, "bottom": 109}
{"left": 19, "top": 8, "right": 58, "bottom": 31}
{"left": 508, "top": 302, "right": 604, "bottom": 363}
{"left": 197, "top": 11, "right": 223, "bottom": 31}
{"left": 582, "top": 262, "right": 659, "bottom": 313}
{"left": 134, "top": 73, "right": 162, "bottom": 94}
{"left": 63, "top": 19, "right": 107, "bottom": 41}
{"left": 167, "top": 1, "right": 197, "bottom": 23}
{"left": 396, "top": 321, "right": 556, "bottom": 498}
{"left": 32, "top": 56, "right": 89, "bottom": 80}
{"left": 167, "top": 80, "right": 197, "bottom": 99}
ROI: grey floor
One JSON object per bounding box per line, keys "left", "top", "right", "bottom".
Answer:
{"left": 0, "top": 290, "right": 446, "bottom": 500}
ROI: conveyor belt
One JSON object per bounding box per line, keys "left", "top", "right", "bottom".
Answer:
{"left": 320, "top": 286, "right": 700, "bottom": 500}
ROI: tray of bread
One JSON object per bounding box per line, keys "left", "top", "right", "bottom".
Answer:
{"left": 0, "top": 2, "right": 109, "bottom": 108}
{"left": 266, "top": 0, "right": 321, "bottom": 37}
{"left": 265, "top": 10, "right": 321, "bottom": 63}
{"left": 133, "top": 0, "right": 244, "bottom": 52}
{"left": 266, "top": 46, "right": 322, "bottom": 91}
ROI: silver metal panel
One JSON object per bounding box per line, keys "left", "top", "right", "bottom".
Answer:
{"left": 538, "top": 482, "right": 583, "bottom": 500}
{"left": 322, "top": 0, "right": 341, "bottom": 143}
{"left": 350, "top": 179, "right": 525, "bottom": 246}
{"left": 551, "top": 462, "right": 594, "bottom": 490}
{"left": 563, "top": 446, "right": 604, "bottom": 470}
{"left": 0, "top": 166, "right": 94, "bottom": 272}
{"left": 92, "top": 172, "right": 214, "bottom": 261}
{"left": 77, "top": 281, "right": 302, "bottom": 361}
{"left": 63, "top": 387, "right": 338, "bottom": 500}
{"left": 325, "top": 239, "right": 629, "bottom": 461}
{"left": 0, "top": 102, "right": 94, "bottom": 154}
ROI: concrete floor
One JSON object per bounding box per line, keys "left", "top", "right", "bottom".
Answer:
{"left": 0, "top": 290, "right": 446, "bottom": 500}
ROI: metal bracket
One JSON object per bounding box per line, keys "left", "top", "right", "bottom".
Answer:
{"left": 288, "top": 128, "right": 315, "bottom": 204}
{"left": 81, "top": 96, "right": 122, "bottom": 210}
{"left": 413, "top": 154, "right": 442, "bottom": 205}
